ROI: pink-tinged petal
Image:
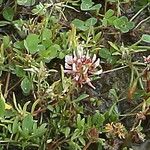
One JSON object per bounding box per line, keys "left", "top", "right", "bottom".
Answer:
{"left": 77, "top": 59, "right": 82, "bottom": 64}
{"left": 83, "top": 67, "right": 88, "bottom": 75}
{"left": 65, "top": 63, "right": 72, "bottom": 69}
{"left": 86, "top": 78, "right": 95, "bottom": 89}
{"left": 74, "top": 75, "right": 80, "bottom": 81}
{"left": 77, "top": 50, "right": 82, "bottom": 58}
{"left": 80, "top": 84, "right": 83, "bottom": 88}
{"left": 65, "top": 55, "right": 73, "bottom": 64}
{"left": 92, "top": 54, "right": 96, "bottom": 63}
{"left": 72, "top": 63, "right": 77, "bottom": 72}
{"left": 143, "top": 55, "right": 150, "bottom": 63}
{"left": 87, "top": 82, "right": 96, "bottom": 89}
{"left": 64, "top": 70, "right": 73, "bottom": 74}
{"left": 77, "top": 45, "right": 83, "bottom": 58}
{"left": 73, "top": 51, "right": 77, "bottom": 61}
{"left": 94, "top": 58, "right": 100, "bottom": 68}
{"left": 92, "top": 69, "right": 103, "bottom": 75}
{"left": 86, "top": 51, "right": 90, "bottom": 59}
{"left": 85, "top": 77, "right": 91, "bottom": 83}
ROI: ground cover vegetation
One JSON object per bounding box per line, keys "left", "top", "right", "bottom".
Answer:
{"left": 0, "top": 0, "right": 150, "bottom": 149}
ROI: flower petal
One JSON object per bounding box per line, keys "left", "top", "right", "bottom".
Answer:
{"left": 77, "top": 45, "right": 83, "bottom": 58}
{"left": 92, "top": 54, "right": 96, "bottom": 63}
{"left": 65, "top": 63, "right": 72, "bottom": 69}
{"left": 92, "top": 69, "right": 103, "bottom": 75}
{"left": 73, "top": 51, "right": 77, "bottom": 60}
{"left": 83, "top": 66, "right": 88, "bottom": 75}
{"left": 86, "top": 78, "right": 95, "bottom": 89}
{"left": 143, "top": 55, "right": 150, "bottom": 63}
{"left": 65, "top": 55, "right": 73, "bottom": 64}
{"left": 74, "top": 75, "right": 80, "bottom": 81}
{"left": 64, "top": 70, "right": 73, "bottom": 74}
{"left": 94, "top": 58, "right": 100, "bottom": 68}
{"left": 72, "top": 63, "right": 77, "bottom": 72}
{"left": 86, "top": 51, "right": 90, "bottom": 59}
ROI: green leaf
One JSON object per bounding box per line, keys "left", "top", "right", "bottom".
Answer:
{"left": 72, "top": 18, "right": 97, "bottom": 31}
{"left": 0, "top": 0, "right": 3, "bottom": 5}
{"left": 81, "top": 0, "right": 94, "bottom": 10}
{"left": 99, "top": 48, "right": 111, "bottom": 59}
{"left": 12, "top": 117, "right": 19, "bottom": 134}
{"left": 92, "top": 112, "right": 105, "bottom": 126}
{"left": 32, "top": 123, "right": 47, "bottom": 137}
{"left": 85, "top": 17, "right": 97, "bottom": 27}
{"left": 72, "top": 19, "right": 88, "bottom": 31}
{"left": 22, "top": 114, "right": 34, "bottom": 133}
{"left": 14, "top": 41, "right": 25, "bottom": 49}
{"left": 127, "top": 22, "right": 135, "bottom": 30}
{"left": 90, "top": 4, "right": 101, "bottom": 10}
{"left": 0, "top": 21, "right": 10, "bottom": 26}
{"left": 24, "top": 34, "right": 40, "bottom": 54}
{"left": 113, "top": 16, "right": 134, "bottom": 33}
{"left": 3, "top": 36, "right": 10, "bottom": 48}
{"left": 108, "top": 89, "right": 118, "bottom": 101}
{"left": 77, "top": 114, "right": 85, "bottom": 129}
{"left": 81, "top": 0, "right": 101, "bottom": 11}
{"left": 58, "top": 51, "right": 65, "bottom": 59}
{"left": 0, "top": 95, "right": 5, "bottom": 117}
{"left": 47, "top": 44, "right": 59, "bottom": 59}
{"left": 15, "top": 65, "right": 26, "bottom": 77}
{"left": 64, "top": 127, "right": 70, "bottom": 138}
{"left": 39, "top": 44, "right": 59, "bottom": 61}
{"left": 107, "top": 16, "right": 117, "bottom": 25}
{"left": 37, "top": 44, "right": 45, "bottom": 52}
{"left": 146, "top": 97, "right": 150, "bottom": 106}
{"left": 108, "top": 41, "right": 119, "bottom": 50}
{"left": 32, "top": 3, "right": 47, "bottom": 15}
{"left": 94, "top": 32, "right": 102, "bottom": 42}
{"left": 79, "top": 137, "right": 85, "bottom": 146}
{"left": 71, "top": 129, "right": 80, "bottom": 141}
{"left": 73, "top": 94, "right": 89, "bottom": 103}
{"left": 3, "top": 7, "right": 14, "bottom": 21}
{"left": 105, "top": 9, "right": 114, "bottom": 18}
{"left": 17, "top": 0, "right": 35, "bottom": 6}
{"left": 42, "top": 28, "right": 52, "bottom": 41}
{"left": 102, "top": 9, "right": 117, "bottom": 26}
{"left": 32, "top": 122, "right": 38, "bottom": 132}
{"left": 21, "top": 77, "right": 32, "bottom": 94}
{"left": 141, "top": 34, "right": 150, "bottom": 43}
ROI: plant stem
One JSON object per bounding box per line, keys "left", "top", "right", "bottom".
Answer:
{"left": 131, "top": 39, "right": 142, "bottom": 47}
{"left": 83, "top": 141, "right": 92, "bottom": 150}
{"left": 134, "top": 16, "right": 150, "bottom": 30}
{"left": 4, "top": 72, "right": 10, "bottom": 98}
{"left": 100, "top": 65, "right": 129, "bottom": 75}
{"left": 130, "top": 2, "right": 150, "bottom": 22}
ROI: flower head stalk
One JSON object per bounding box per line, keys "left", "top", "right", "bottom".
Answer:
{"left": 64, "top": 45, "right": 102, "bottom": 89}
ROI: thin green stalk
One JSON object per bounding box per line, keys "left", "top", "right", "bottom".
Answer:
{"left": 129, "top": 65, "right": 134, "bottom": 87}
{"left": 134, "top": 67, "right": 144, "bottom": 90}
{"left": 134, "top": 16, "right": 150, "bottom": 29}
{"left": 130, "top": 2, "right": 150, "bottom": 21}
{"left": 131, "top": 39, "right": 142, "bottom": 47}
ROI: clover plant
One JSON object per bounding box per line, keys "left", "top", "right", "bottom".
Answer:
{"left": 113, "top": 16, "right": 135, "bottom": 33}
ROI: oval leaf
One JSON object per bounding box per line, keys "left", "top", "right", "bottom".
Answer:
{"left": 0, "top": 96, "right": 5, "bottom": 117}
{"left": 3, "top": 7, "right": 14, "bottom": 21}
{"left": 17, "top": 0, "right": 35, "bottom": 6}
{"left": 24, "top": 34, "right": 39, "bottom": 54}
{"left": 141, "top": 34, "right": 150, "bottom": 43}
{"left": 21, "top": 77, "right": 32, "bottom": 94}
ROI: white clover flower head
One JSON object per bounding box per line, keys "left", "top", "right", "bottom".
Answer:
{"left": 64, "top": 46, "right": 102, "bottom": 89}
{"left": 143, "top": 55, "right": 150, "bottom": 64}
